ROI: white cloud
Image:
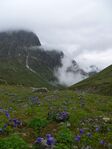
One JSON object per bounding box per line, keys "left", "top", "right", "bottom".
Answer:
{"left": 76, "top": 49, "right": 112, "bottom": 71}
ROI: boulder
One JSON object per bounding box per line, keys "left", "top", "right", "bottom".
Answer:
{"left": 32, "top": 87, "right": 49, "bottom": 93}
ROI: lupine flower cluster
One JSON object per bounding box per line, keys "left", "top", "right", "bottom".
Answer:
{"left": 46, "top": 134, "right": 55, "bottom": 145}
{"left": 34, "top": 134, "right": 55, "bottom": 148}
{"left": 0, "top": 110, "right": 22, "bottom": 134}
{"left": 73, "top": 127, "right": 108, "bottom": 148}
{"left": 34, "top": 127, "right": 107, "bottom": 149}
{"left": 29, "top": 96, "right": 41, "bottom": 106}
{"left": 75, "top": 128, "right": 91, "bottom": 141}
{"left": 75, "top": 135, "right": 81, "bottom": 141}
{"left": 5, "top": 111, "right": 10, "bottom": 119}
{"left": 9, "top": 118, "right": 22, "bottom": 127}
{"left": 47, "top": 107, "right": 69, "bottom": 122}
{"left": 56, "top": 111, "right": 69, "bottom": 122}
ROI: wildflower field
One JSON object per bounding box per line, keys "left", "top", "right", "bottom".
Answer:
{"left": 0, "top": 85, "right": 112, "bottom": 149}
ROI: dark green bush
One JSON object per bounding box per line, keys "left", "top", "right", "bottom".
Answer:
{"left": 28, "top": 118, "right": 48, "bottom": 130}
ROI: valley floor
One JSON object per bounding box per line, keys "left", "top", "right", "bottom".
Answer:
{"left": 0, "top": 85, "right": 112, "bottom": 149}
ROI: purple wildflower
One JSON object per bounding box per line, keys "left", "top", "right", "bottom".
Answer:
{"left": 46, "top": 136, "right": 55, "bottom": 145}
{"left": 46, "top": 134, "right": 52, "bottom": 138}
{"left": 36, "top": 137, "right": 43, "bottom": 143}
{"left": 4, "top": 124, "right": 8, "bottom": 129}
{"left": 12, "top": 119, "right": 21, "bottom": 127}
{"left": 87, "top": 132, "right": 92, "bottom": 138}
{"left": 56, "top": 111, "right": 69, "bottom": 121}
{"left": 96, "top": 127, "right": 99, "bottom": 132}
{"left": 100, "top": 140, "right": 105, "bottom": 145}
{"left": 79, "top": 129, "right": 84, "bottom": 135}
{"left": 75, "top": 135, "right": 81, "bottom": 142}
{"left": 5, "top": 111, "right": 10, "bottom": 119}
{"left": 30, "top": 96, "right": 40, "bottom": 105}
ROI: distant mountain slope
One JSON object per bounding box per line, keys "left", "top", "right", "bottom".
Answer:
{"left": 0, "top": 30, "right": 95, "bottom": 88}
{"left": 0, "top": 30, "right": 63, "bottom": 88}
{"left": 69, "top": 65, "right": 112, "bottom": 96}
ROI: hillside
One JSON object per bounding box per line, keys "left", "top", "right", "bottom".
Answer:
{"left": 69, "top": 65, "right": 112, "bottom": 96}
{"left": 0, "top": 30, "right": 112, "bottom": 149}
{"left": 0, "top": 30, "right": 63, "bottom": 88}
{"left": 0, "top": 84, "right": 112, "bottom": 148}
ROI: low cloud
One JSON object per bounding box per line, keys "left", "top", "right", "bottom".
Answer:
{"left": 76, "top": 49, "right": 112, "bottom": 71}
{"left": 54, "top": 53, "right": 88, "bottom": 86}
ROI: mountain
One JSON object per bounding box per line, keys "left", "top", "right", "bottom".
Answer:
{"left": 0, "top": 30, "right": 63, "bottom": 88}
{"left": 69, "top": 65, "right": 112, "bottom": 96}
{"left": 0, "top": 30, "right": 94, "bottom": 88}
{"left": 88, "top": 65, "right": 99, "bottom": 76}
{"left": 66, "top": 60, "right": 88, "bottom": 77}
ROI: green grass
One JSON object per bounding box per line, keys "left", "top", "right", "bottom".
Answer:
{"left": 0, "top": 58, "right": 57, "bottom": 89}
{"left": 0, "top": 134, "right": 28, "bottom": 149}
{"left": 0, "top": 84, "right": 112, "bottom": 148}
{"left": 69, "top": 65, "right": 112, "bottom": 96}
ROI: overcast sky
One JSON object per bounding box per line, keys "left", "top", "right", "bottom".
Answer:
{"left": 0, "top": 0, "right": 112, "bottom": 70}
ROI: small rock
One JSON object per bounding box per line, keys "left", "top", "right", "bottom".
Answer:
{"left": 103, "top": 117, "right": 111, "bottom": 122}
{"left": 66, "top": 122, "right": 71, "bottom": 128}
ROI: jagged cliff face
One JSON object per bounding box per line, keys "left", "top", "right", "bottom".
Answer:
{"left": 0, "top": 30, "right": 63, "bottom": 88}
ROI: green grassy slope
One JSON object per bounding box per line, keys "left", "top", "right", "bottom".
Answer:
{"left": 0, "top": 59, "right": 54, "bottom": 89}
{"left": 69, "top": 65, "right": 112, "bottom": 96}
{"left": 0, "top": 85, "right": 112, "bottom": 148}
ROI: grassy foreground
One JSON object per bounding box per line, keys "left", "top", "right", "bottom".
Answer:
{"left": 0, "top": 85, "right": 112, "bottom": 148}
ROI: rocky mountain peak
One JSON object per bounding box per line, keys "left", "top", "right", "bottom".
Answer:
{"left": 0, "top": 30, "right": 41, "bottom": 48}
